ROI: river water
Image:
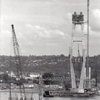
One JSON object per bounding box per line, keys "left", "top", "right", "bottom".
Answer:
{"left": 0, "top": 92, "right": 100, "bottom": 100}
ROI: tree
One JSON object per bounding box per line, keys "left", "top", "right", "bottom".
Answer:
{"left": 42, "top": 72, "right": 54, "bottom": 85}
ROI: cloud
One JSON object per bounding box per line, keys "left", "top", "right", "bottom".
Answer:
{"left": 25, "top": 24, "right": 65, "bottom": 39}
{"left": 66, "top": 13, "right": 72, "bottom": 24}
{"left": 0, "top": 30, "right": 13, "bottom": 55}
{"left": 1, "top": 16, "right": 8, "bottom": 26}
{"left": 15, "top": 24, "right": 69, "bottom": 55}
{"left": 91, "top": 9, "right": 100, "bottom": 32}
{"left": 83, "top": 20, "right": 100, "bottom": 38}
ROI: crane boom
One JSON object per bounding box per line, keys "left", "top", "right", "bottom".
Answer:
{"left": 12, "top": 24, "right": 22, "bottom": 77}
{"left": 11, "top": 24, "right": 26, "bottom": 98}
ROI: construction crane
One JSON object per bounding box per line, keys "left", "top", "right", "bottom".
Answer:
{"left": 11, "top": 24, "right": 26, "bottom": 99}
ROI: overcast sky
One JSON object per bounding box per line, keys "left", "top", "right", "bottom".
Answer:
{"left": 0, "top": 0, "right": 100, "bottom": 56}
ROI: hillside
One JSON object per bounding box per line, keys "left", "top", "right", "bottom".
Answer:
{"left": 0, "top": 55, "right": 100, "bottom": 79}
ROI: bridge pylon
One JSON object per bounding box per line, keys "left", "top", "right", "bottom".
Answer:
{"left": 70, "top": 12, "right": 87, "bottom": 91}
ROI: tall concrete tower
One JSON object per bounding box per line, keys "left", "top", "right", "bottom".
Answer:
{"left": 70, "top": 12, "right": 86, "bottom": 92}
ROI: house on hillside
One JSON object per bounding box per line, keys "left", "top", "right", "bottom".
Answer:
{"left": 29, "top": 73, "right": 40, "bottom": 79}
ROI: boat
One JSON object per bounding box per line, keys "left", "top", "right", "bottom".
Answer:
{"left": 43, "top": 90, "right": 95, "bottom": 97}
{"left": 43, "top": 91, "right": 54, "bottom": 97}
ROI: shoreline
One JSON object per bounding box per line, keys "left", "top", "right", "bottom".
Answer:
{"left": 0, "top": 88, "right": 39, "bottom": 93}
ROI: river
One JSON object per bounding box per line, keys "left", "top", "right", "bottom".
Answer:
{"left": 0, "top": 91, "right": 100, "bottom": 100}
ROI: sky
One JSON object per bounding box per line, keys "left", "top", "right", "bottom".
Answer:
{"left": 0, "top": 0, "right": 100, "bottom": 56}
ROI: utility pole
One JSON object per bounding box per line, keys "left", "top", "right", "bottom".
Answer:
{"left": 9, "top": 57, "right": 12, "bottom": 100}
{"left": 95, "top": 56, "right": 98, "bottom": 87}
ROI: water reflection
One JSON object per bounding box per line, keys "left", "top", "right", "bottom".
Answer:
{"left": 0, "top": 92, "right": 100, "bottom": 100}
